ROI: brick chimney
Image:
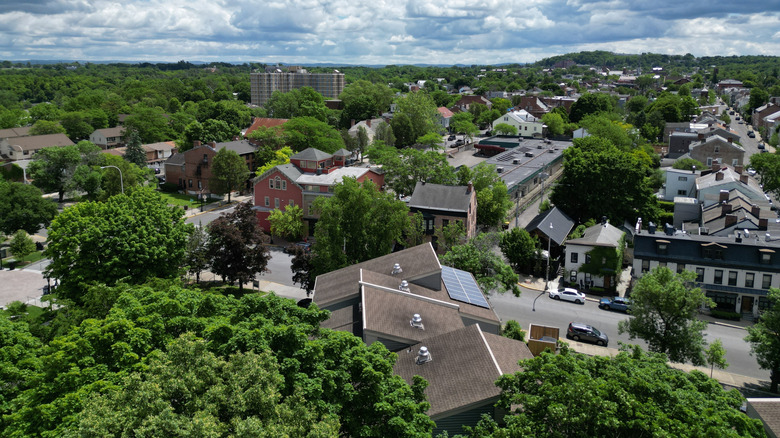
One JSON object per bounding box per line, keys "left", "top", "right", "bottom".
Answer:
{"left": 727, "top": 137, "right": 732, "bottom": 143}
{"left": 721, "top": 203, "right": 732, "bottom": 215}
{"left": 752, "top": 204, "right": 761, "bottom": 217}
{"left": 698, "top": 133, "right": 705, "bottom": 140}
{"left": 351, "top": 119, "right": 355, "bottom": 127}
{"left": 367, "top": 119, "right": 372, "bottom": 128}
{"left": 208, "top": 141, "right": 217, "bottom": 148}
{"left": 759, "top": 218, "right": 769, "bottom": 229}
{"left": 735, "top": 165, "right": 743, "bottom": 174}
{"left": 725, "top": 214, "right": 737, "bottom": 227}
{"left": 719, "top": 190, "right": 729, "bottom": 203}
{"left": 715, "top": 171, "right": 724, "bottom": 181}
{"left": 711, "top": 162, "right": 720, "bottom": 172}
{"left": 193, "top": 140, "right": 201, "bottom": 147}
{"left": 467, "top": 181, "right": 473, "bottom": 194}
{"left": 739, "top": 174, "right": 749, "bottom": 184}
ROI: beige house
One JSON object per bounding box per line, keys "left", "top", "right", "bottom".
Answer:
{"left": 89, "top": 126, "right": 126, "bottom": 149}
{"left": 0, "top": 133, "right": 74, "bottom": 161}
{"left": 688, "top": 135, "right": 745, "bottom": 168}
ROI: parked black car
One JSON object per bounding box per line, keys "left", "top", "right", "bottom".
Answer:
{"left": 566, "top": 322, "right": 609, "bottom": 346}
{"left": 447, "top": 134, "right": 457, "bottom": 141}
{"left": 284, "top": 242, "right": 311, "bottom": 254}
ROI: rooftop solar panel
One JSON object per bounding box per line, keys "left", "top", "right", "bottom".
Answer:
{"left": 441, "top": 266, "right": 490, "bottom": 308}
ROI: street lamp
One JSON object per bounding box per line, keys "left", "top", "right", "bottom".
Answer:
{"left": 100, "top": 165, "right": 124, "bottom": 194}
{"left": 533, "top": 222, "right": 553, "bottom": 312}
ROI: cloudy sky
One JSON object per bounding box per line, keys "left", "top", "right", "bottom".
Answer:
{"left": 1, "top": 0, "right": 779, "bottom": 65}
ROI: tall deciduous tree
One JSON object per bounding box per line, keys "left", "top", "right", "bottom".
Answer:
{"left": 746, "top": 288, "right": 780, "bottom": 393}
{"left": 568, "top": 92, "right": 616, "bottom": 123}
{"left": 499, "top": 227, "right": 539, "bottom": 273}
{"left": 207, "top": 201, "right": 270, "bottom": 291}
{"left": 750, "top": 152, "right": 780, "bottom": 199}
{"left": 618, "top": 267, "right": 714, "bottom": 365}
{"left": 457, "top": 162, "right": 513, "bottom": 227}
{"left": 367, "top": 142, "right": 456, "bottom": 197}
{"left": 472, "top": 347, "right": 764, "bottom": 437}
{"left": 268, "top": 204, "right": 304, "bottom": 241}
{"left": 440, "top": 232, "right": 520, "bottom": 296}
{"left": 283, "top": 116, "right": 345, "bottom": 153}
{"left": 27, "top": 144, "right": 82, "bottom": 202}
{"left": 184, "top": 223, "right": 209, "bottom": 283}
{"left": 0, "top": 179, "right": 58, "bottom": 235}
{"left": 9, "top": 230, "right": 36, "bottom": 260}
{"left": 311, "top": 178, "right": 410, "bottom": 276}
{"left": 209, "top": 148, "right": 248, "bottom": 202}
{"left": 392, "top": 92, "right": 440, "bottom": 146}
{"left": 44, "top": 188, "right": 191, "bottom": 303}
{"left": 28, "top": 119, "right": 66, "bottom": 136}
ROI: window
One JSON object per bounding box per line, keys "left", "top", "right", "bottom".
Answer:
{"left": 745, "top": 273, "right": 755, "bottom": 288}
{"left": 659, "top": 261, "right": 667, "bottom": 268}
{"left": 570, "top": 253, "right": 578, "bottom": 263}
{"left": 274, "top": 198, "right": 280, "bottom": 208}
{"left": 714, "top": 270, "right": 723, "bottom": 284}
{"left": 761, "top": 252, "right": 772, "bottom": 264}
{"left": 763, "top": 274, "right": 772, "bottom": 289}
{"left": 759, "top": 296, "right": 772, "bottom": 311}
{"left": 264, "top": 196, "right": 269, "bottom": 207}
{"left": 696, "top": 267, "right": 705, "bottom": 282}
{"left": 289, "top": 199, "right": 294, "bottom": 206}
{"left": 714, "top": 145, "right": 720, "bottom": 153}
{"left": 282, "top": 180, "right": 287, "bottom": 190}
{"left": 728, "top": 271, "right": 738, "bottom": 286}
{"left": 442, "top": 219, "right": 449, "bottom": 228}
{"left": 703, "top": 248, "right": 724, "bottom": 259}
{"left": 307, "top": 203, "right": 313, "bottom": 215}
{"left": 275, "top": 177, "right": 281, "bottom": 189}
{"left": 197, "top": 180, "right": 202, "bottom": 189}
{"left": 677, "top": 263, "right": 686, "bottom": 273}
{"left": 570, "top": 270, "right": 577, "bottom": 283}
{"left": 707, "top": 157, "right": 713, "bottom": 166}
{"left": 424, "top": 218, "right": 435, "bottom": 232}
{"left": 641, "top": 259, "right": 649, "bottom": 273}
{"left": 706, "top": 291, "right": 737, "bottom": 311}
{"left": 203, "top": 154, "right": 208, "bottom": 163}
{"left": 584, "top": 273, "right": 592, "bottom": 283}
{"left": 677, "top": 190, "right": 687, "bottom": 195}
{"left": 732, "top": 159, "right": 739, "bottom": 167}
{"left": 657, "top": 242, "right": 668, "bottom": 255}
{"left": 269, "top": 179, "right": 274, "bottom": 189}
{"left": 678, "top": 176, "right": 688, "bottom": 181}
{"left": 188, "top": 179, "right": 193, "bottom": 188}
{"left": 585, "top": 254, "right": 591, "bottom": 263}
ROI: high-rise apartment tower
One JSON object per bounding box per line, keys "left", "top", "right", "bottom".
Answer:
{"left": 250, "top": 65, "right": 345, "bottom": 106}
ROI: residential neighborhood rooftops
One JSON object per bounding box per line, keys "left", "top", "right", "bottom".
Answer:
{"left": 0, "top": 126, "right": 31, "bottom": 139}
{"left": 525, "top": 206, "right": 576, "bottom": 246}
{"left": 291, "top": 147, "right": 333, "bottom": 162}
{"left": 296, "top": 166, "right": 373, "bottom": 186}
{"left": 244, "top": 117, "right": 288, "bottom": 137}
{"left": 567, "top": 221, "right": 624, "bottom": 247}
{"left": 2, "top": 133, "right": 74, "bottom": 151}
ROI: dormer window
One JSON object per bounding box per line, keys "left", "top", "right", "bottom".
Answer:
{"left": 701, "top": 242, "right": 726, "bottom": 259}
{"left": 656, "top": 240, "right": 669, "bottom": 255}
{"left": 760, "top": 249, "right": 774, "bottom": 264}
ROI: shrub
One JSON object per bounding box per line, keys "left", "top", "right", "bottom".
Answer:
{"left": 160, "top": 182, "right": 180, "bottom": 193}
{"left": 710, "top": 309, "right": 741, "bottom": 321}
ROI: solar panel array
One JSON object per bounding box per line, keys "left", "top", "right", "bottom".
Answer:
{"left": 441, "top": 266, "right": 490, "bottom": 308}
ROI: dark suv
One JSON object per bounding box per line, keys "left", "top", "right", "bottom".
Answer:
{"left": 566, "top": 322, "right": 608, "bottom": 346}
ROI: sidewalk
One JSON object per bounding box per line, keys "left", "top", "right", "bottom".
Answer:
{"left": 517, "top": 274, "right": 770, "bottom": 393}
{"left": 183, "top": 194, "right": 253, "bottom": 219}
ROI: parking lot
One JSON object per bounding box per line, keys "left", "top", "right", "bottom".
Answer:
{"left": 0, "top": 269, "right": 48, "bottom": 308}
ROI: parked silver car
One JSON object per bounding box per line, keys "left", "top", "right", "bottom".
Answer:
{"left": 548, "top": 287, "right": 586, "bottom": 304}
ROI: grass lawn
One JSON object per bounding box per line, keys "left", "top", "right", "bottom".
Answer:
{"left": 2, "top": 251, "right": 45, "bottom": 269}
{"left": 157, "top": 191, "right": 200, "bottom": 208}
{"left": 0, "top": 304, "right": 45, "bottom": 319}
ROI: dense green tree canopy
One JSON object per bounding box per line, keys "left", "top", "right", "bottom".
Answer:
{"left": 618, "top": 267, "right": 714, "bottom": 365}
{"left": 750, "top": 152, "right": 780, "bottom": 199}
{"left": 0, "top": 179, "right": 58, "bottom": 235}
{"left": 311, "top": 178, "right": 410, "bottom": 276}
{"left": 367, "top": 142, "right": 456, "bottom": 197}
{"left": 499, "top": 227, "right": 539, "bottom": 273}
{"left": 392, "top": 92, "right": 440, "bottom": 146}
{"left": 44, "top": 188, "right": 191, "bottom": 303}
{"left": 457, "top": 162, "right": 513, "bottom": 227}
{"left": 550, "top": 136, "right": 659, "bottom": 224}
{"left": 568, "top": 92, "right": 616, "bottom": 123}
{"left": 283, "top": 116, "right": 345, "bottom": 153}
{"left": 440, "top": 232, "right": 520, "bottom": 296}
{"left": 746, "top": 288, "right": 780, "bottom": 393}
{"left": 209, "top": 148, "right": 249, "bottom": 202}
{"left": 468, "top": 347, "right": 763, "bottom": 437}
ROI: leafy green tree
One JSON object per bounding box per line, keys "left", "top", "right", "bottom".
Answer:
{"left": 123, "top": 106, "right": 171, "bottom": 143}
{"left": 27, "top": 144, "right": 82, "bottom": 202}
{"left": 477, "top": 109, "right": 502, "bottom": 130}
{"left": 373, "top": 120, "right": 396, "bottom": 147}
{"left": 367, "top": 142, "right": 456, "bottom": 197}
{"left": 255, "top": 146, "right": 294, "bottom": 176}
{"left": 390, "top": 112, "right": 415, "bottom": 148}
{"left": 618, "top": 267, "right": 714, "bottom": 365}
{"left": 750, "top": 152, "right": 780, "bottom": 198}
{"left": 339, "top": 80, "right": 393, "bottom": 124}
{"left": 417, "top": 131, "right": 443, "bottom": 150}
{"left": 311, "top": 178, "right": 410, "bottom": 276}
{"left": 493, "top": 122, "right": 518, "bottom": 136}
{"left": 457, "top": 162, "right": 513, "bottom": 227}
{"left": 0, "top": 316, "right": 42, "bottom": 431}
{"left": 283, "top": 116, "right": 344, "bottom": 153}
{"left": 291, "top": 246, "right": 315, "bottom": 294}
{"left": 541, "top": 112, "right": 565, "bottom": 136}
{"left": 99, "top": 153, "right": 155, "bottom": 199}
{"left": 705, "top": 339, "right": 729, "bottom": 378}
{"left": 392, "top": 92, "right": 440, "bottom": 146}
{"left": 268, "top": 204, "right": 304, "bottom": 241}
{"left": 9, "top": 230, "right": 36, "bottom": 260}
{"left": 440, "top": 233, "right": 520, "bottom": 296}
{"left": 121, "top": 128, "right": 146, "bottom": 168}
{"left": 490, "top": 97, "right": 513, "bottom": 113}
{"left": 28, "top": 102, "right": 63, "bottom": 123}
{"left": 499, "top": 228, "right": 539, "bottom": 273}
{"left": 433, "top": 219, "right": 466, "bottom": 254}
{"left": 207, "top": 201, "right": 270, "bottom": 291}
{"left": 209, "top": 148, "right": 248, "bottom": 202}
{"left": 28, "top": 119, "right": 66, "bottom": 136}
{"left": 0, "top": 180, "right": 58, "bottom": 234}
{"left": 579, "top": 113, "right": 635, "bottom": 149}
{"left": 746, "top": 288, "right": 780, "bottom": 392}
{"left": 501, "top": 320, "right": 526, "bottom": 342}
{"left": 266, "top": 86, "right": 330, "bottom": 122}
{"left": 471, "top": 347, "right": 764, "bottom": 437}
{"left": 44, "top": 188, "right": 191, "bottom": 303}
{"left": 184, "top": 224, "right": 209, "bottom": 283}
{"left": 673, "top": 157, "right": 706, "bottom": 171}
{"left": 748, "top": 87, "right": 769, "bottom": 113}
{"left": 60, "top": 111, "right": 99, "bottom": 141}
{"left": 550, "top": 136, "right": 659, "bottom": 224}
{"left": 77, "top": 334, "right": 342, "bottom": 437}
{"left": 568, "top": 92, "right": 616, "bottom": 123}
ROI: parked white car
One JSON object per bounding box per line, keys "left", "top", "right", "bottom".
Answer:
{"left": 548, "top": 288, "right": 586, "bottom": 304}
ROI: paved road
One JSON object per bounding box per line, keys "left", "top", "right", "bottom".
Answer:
{"left": 489, "top": 280, "right": 768, "bottom": 381}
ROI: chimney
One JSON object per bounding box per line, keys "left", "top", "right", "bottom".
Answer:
{"left": 367, "top": 119, "right": 371, "bottom": 128}
{"left": 725, "top": 214, "right": 737, "bottom": 227}
{"left": 350, "top": 119, "right": 355, "bottom": 127}
{"left": 698, "top": 133, "right": 705, "bottom": 140}
{"left": 735, "top": 165, "right": 743, "bottom": 175}
{"left": 467, "top": 181, "right": 473, "bottom": 194}
{"left": 740, "top": 174, "right": 749, "bottom": 184}
{"left": 208, "top": 141, "right": 216, "bottom": 148}
{"left": 719, "top": 190, "right": 729, "bottom": 203}
{"left": 416, "top": 346, "right": 432, "bottom": 365}
{"left": 721, "top": 203, "right": 732, "bottom": 215}
{"left": 233, "top": 135, "right": 240, "bottom": 141}
{"left": 193, "top": 140, "right": 201, "bottom": 147}
{"left": 715, "top": 171, "right": 724, "bottom": 181}
{"left": 752, "top": 204, "right": 760, "bottom": 217}
{"left": 727, "top": 137, "right": 732, "bottom": 143}
{"left": 760, "top": 218, "right": 769, "bottom": 230}
{"left": 711, "top": 162, "right": 720, "bottom": 173}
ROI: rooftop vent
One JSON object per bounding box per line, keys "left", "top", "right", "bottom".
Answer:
{"left": 391, "top": 263, "right": 403, "bottom": 275}
{"left": 399, "top": 280, "right": 410, "bottom": 292}
{"left": 496, "top": 167, "right": 504, "bottom": 173}
{"left": 513, "top": 159, "right": 519, "bottom": 165}
{"left": 410, "top": 313, "right": 424, "bottom": 330}
{"left": 416, "top": 346, "right": 432, "bottom": 365}
{"left": 767, "top": 233, "right": 773, "bottom": 242}
{"left": 525, "top": 152, "right": 534, "bottom": 157}
{"left": 537, "top": 144, "right": 543, "bottom": 149}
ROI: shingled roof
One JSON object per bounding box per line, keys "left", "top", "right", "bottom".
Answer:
{"left": 408, "top": 182, "right": 473, "bottom": 213}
